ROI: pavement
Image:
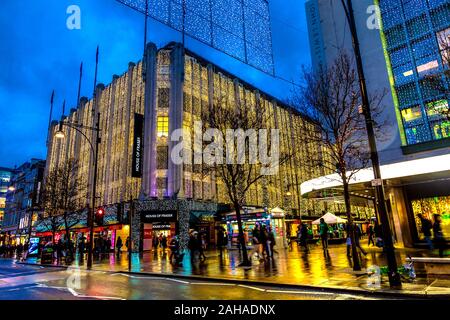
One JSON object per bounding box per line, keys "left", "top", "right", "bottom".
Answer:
{"left": 15, "top": 242, "right": 450, "bottom": 299}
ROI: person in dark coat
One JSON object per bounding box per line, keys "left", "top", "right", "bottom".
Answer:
{"left": 161, "top": 235, "right": 167, "bottom": 251}
{"left": 259, "top": 225, "right": 268, "bottom": 258}
{"left": 267, "top": 227, "right": 276, "bottom": 258}
{"left": 367, "top": 224, "right": 375, "bottom": 246}
{"left": 418, "top": 214, "right": 433, "bottom": 250}
{"left": 116, "top": 236, "right": 123, "bottom": 257}
{"left": 197, "top": 233, "right": 206, "bottom": 261}
{"left": 319, "top": 218, "right": 329, "bottom": 250}
{"left": 299, "top": 223, "right": 310, "bottom": 253}
{"left": 433, "top": 214, "right": 445, "bottom": 258}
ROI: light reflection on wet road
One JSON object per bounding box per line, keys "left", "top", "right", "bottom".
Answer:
{"left": 0, "top": 259, "right": 388, "bottom": 300}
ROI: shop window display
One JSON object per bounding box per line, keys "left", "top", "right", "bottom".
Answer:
{"left": 411, "top": 196, "right": 450, "bottom": 240}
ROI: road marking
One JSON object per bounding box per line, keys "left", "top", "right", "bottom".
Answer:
{"left": 129, "top": 276, "right": 162, "bottom": 280}
{"left": 165, "top": 278, "right": 190, "bottom": 284}
{"left": 265, "top": 289, "right": 334, "bottom": 295}
{"left": 66, "top": 286, "right": 125, "bottom": 300}
{"left": 237, "top": 284, "right": 266, "bottom": 292}
{"left": 191, "top": 282, "right": 236, "bottom": 286}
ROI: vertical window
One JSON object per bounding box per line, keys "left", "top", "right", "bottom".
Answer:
{"left": 157, "top": 116, "right": 169, "bottom": 137}
{"left": 432, "top": 120, "right": 450, "bottom": 139}
{"left": 401, "top": 105, "right": 422, "bottom": 122}
{"left": 157, "top": 146, "right": 169, "bottom": 170}
{"left": 437, "top": 28, "right": 450, "bottom": 66}
{"left": 426, "top": 100, "right": 449, "bottom": 117}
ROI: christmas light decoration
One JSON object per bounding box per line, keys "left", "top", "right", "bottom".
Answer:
{"left": 377, "top": 0, "right": 450, "bottom": 146}
{"left": 115, "top": 0, "right": 274, "bottom": 74}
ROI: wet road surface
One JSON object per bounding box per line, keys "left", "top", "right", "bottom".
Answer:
{"left": 0, "top": 259, "right": 391, "bottom": 300}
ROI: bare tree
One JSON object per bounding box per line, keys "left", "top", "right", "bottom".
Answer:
{"left": 200, "top": 90, "right": 290, "bottom": 266}
{"left": 39, "top": 158, "right": 85, "bottom": 261}
{"left": 292, "top": 52, "right": 387, "bottom": 271}
{"left": 426, "top": 29, "right": 450, "bottom": 119}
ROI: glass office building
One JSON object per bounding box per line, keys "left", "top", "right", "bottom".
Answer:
{"left": 377, "top": 0, "right": 450, "bottom": 150}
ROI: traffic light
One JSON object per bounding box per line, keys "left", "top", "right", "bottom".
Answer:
{"left": 95, "top": 207, "right": 105, "bottom": 226}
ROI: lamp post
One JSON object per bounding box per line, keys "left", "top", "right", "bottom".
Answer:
{"left": 55, "top": 114, "right": 101, "bottom": 269}
{"left": 339, "top": 0, "right": 401, "bottom": 287}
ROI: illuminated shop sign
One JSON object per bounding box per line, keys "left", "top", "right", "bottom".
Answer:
{"left": 140, "top": 210, "right": 177, "bottom": 223}
{"left": 132, "top": 113, "right": 144, "bottom": 178}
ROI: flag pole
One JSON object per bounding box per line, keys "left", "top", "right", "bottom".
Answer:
{"left": 77, "top": 62, "right": 83, "bottom": 108}
{"left": 46, "top": 90, "right": 55, "bottom": 147}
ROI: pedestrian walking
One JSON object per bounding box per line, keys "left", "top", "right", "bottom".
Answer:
{"left": 267, "top": 227, "right": 276, "bottom": 258}
{"left": 299, "top": 223, "right": 310, "bottom": 253}
{"left": 347, "top": 223, "right": 367, "bottom": 257}
{"left": 198, "top": 233, "right": 206, "bottom": 261}
{"left": 169, "top": 235, "right": 183, "bottom": 265}
{"left": 367, "top": 224, "right": 375, "bottom": 247}
{"left": 217, "top": 227, "right": 226, "bottom": 258}
{"left": 152, "top": 234, "right": 159, "bottom": 250}
{"left": 189, "top": 231, "right": 199, "bottom": 261}
{"left": 418, "top": 214, "right": 433, "bottom": 250}
{"left": 319, "top": 218, "right": 329, "bottom": 250}
{"left": 251, "top": 224, "right": 262, "bottom": 259}
{"left": 433, "top": 214, "right": 446, "bottom": 258}
{"left": 106, "top": 238, "right": 112, "bottom": 254}
{"left": 259, "top": 224, "right": 268, "bottom": 258}
{"left": 78, "top": 236, "right": 85, "bottom": 260}
{"left": 161, "top": 235, "right": 167, "bottom": 251}
{"left": 116, "top": 236, "right": 123, "bottom": 257}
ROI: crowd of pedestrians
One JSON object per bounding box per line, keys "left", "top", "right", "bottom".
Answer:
{"left": 418, "top": 213, "right": 446, "bottom": 257}
{"left": 0, "top": 243, "right": 29, "bottom": 259}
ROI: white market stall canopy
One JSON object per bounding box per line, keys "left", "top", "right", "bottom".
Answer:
{"left": 270, "top": 207, "right": 285, "bottom": 215}
{"left": 312, "top": 212, "right": 347, "bottom": 225}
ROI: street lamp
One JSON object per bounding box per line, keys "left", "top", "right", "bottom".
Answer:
{"left": 7, "top": 186, "right": 15, "bottom": 192}
{"left": 339, "top": 0, "right": 401, "bottom": 287}
{"left": 55, "top": 114, "right": 101, "bottom": 269}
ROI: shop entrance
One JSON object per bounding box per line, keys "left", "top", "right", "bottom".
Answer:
{"left": 140, "top": 210, "right": 178, "bottom": 251}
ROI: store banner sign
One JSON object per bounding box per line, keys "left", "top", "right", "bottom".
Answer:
{"left": 132, "top": 113, "right": 144, "bottom": 178}
{"left": 152, "top": 222, "right": 172, "bottom": 230}
{"left": 141, "top": 211, "right": 177, "bottom": 223}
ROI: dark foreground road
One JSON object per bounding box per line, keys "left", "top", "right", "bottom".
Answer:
{"left": 0, "top": 259, "right": 392, "bottom": 300}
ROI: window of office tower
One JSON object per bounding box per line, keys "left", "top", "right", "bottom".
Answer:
{"left": 157, "top": 116, "right": 169, "bottom": 137}
{"left": 437, "top": 27, "right": 450, "bottom": 66}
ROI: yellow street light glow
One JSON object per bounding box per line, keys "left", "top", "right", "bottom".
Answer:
{"left": 8, "top": 186, "right": 15, "bottom": 192}
{"left": 286, "top": 191, "right": 292, "bottom": 196}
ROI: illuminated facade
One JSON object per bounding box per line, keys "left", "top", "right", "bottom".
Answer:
{"left": 2, "top": 159, "right": 45, "bottom": 245}
{"left": 46, "top": 42, "right": 323, "bottom": 250}
{"left": 0, "top": 167, "right": 13, "bottom": 229}
{"left": 305, "top": 0, "right": 450, "bottom": 247}
{"left": 377, "top": 0, "right": 449, "bottom": 148}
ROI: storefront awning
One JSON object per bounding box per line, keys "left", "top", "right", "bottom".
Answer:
{"left": 301, "top": 153, "right": 450, "bottom": 197}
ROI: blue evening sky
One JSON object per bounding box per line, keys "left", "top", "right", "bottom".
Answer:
{"left": 0, "top": 0, "right": 311, "bottom": 168}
